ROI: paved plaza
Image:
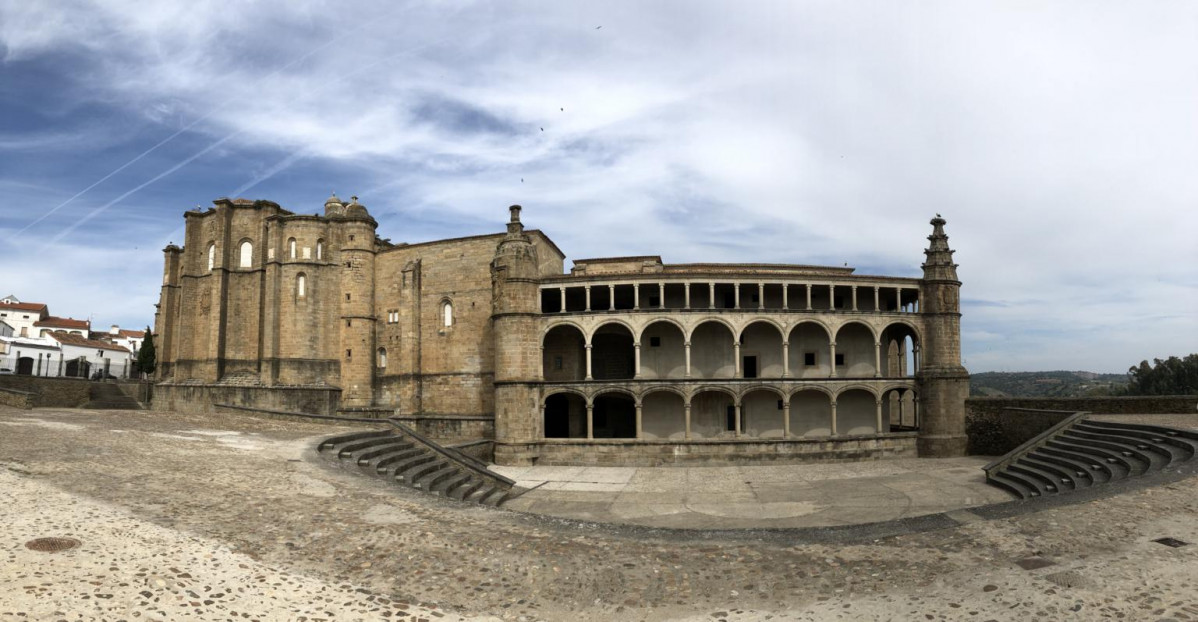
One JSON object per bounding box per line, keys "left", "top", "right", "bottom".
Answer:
{"left": 2, "top": 405, "right": 1198, "bottom": 621}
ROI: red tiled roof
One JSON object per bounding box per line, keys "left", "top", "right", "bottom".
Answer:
{"left": 115, "top": 329, "right": 146, "bottom": 338}
{"left": 49, "top": 332, "right": 131, "bottom": 353}
{"left": 35, "top": 316, "right": 90, "bottom": 330}
{"left": 0, "top": 301, "right": 47, "bottom": 313}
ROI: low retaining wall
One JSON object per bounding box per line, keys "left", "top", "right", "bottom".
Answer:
{"left": 0, "top": 376, "right": 94, "bottom": 408}
{"left": 497, "top": 433, "right": 918, "bottom": 467}
{"left": 153, "top": 383, "right": 341, "bottom": 416}
{"left": 448, "top": 439, "right": 495, "bottom": 463}
{"left": 0, "top": 386, "right": 34, "bottom": 409}
{"left": 390, "top": 416, "right": 494, "bottom": 443}
{"left": 965, "top": 395, "right": 1198, "bottom": 456}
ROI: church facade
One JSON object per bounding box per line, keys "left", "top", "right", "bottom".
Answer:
{"left": 153, "top": 195, "right": 969, "bottom": 465}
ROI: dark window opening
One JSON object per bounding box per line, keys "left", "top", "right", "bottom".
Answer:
{"left": 649, "top": 296, "right": 660, "bottom": 307}
{"left": 346, "top": 349, "right": 352, "bottom": 358}
{"left": 346, "top": 293, "right": 351, "bottom": 301}
{"left": 804, "top": 352, "right": 816, "bottom": 366}
{"left": 751, "top": 294, "right": 759, "bottom": 303}
{"left": 743, "top": 356, "right": 758, "bottom": 378}
{"left": 349, "top": 235, "right": 355, "bottom": 241}
{"left": 726, "top": 405, "right": 736, "bottom": 431}
{"left": 835, "top": 353, "right": 845, "bottom": 366}
{"left": 723, "top": 292, "right": 735, "bottom": 308}
{"left": 649, "top": 337, "right": 661, "bottom": 347}
{"left": 777, "top": 400, "right": 784, "bottom": 410}
{"left": 346, "top": 320, "right": 352, "bottom": 327}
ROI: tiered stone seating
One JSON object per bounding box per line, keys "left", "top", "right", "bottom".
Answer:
{"left": 317, "top": 428, "right": 516, "bottom": 506}
{"left": 986, "top": 417, "right": 1198, "bottom": 499}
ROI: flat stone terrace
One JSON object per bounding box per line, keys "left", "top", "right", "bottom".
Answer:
{"left": 496, "top": 458, "right": 1012, "bottom": 529}
{"left": 3, "top": 405, "right": 1198, "bottom": 621}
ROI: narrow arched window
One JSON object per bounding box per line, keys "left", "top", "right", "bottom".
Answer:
{"left": 239, "top": 240, "right": 253, "bottom": 268}
{"left": 207, "top": 243, "right": 215, "bottom": 271}
{"left": 296, "top": 273, "right": 307, "bottom": 298}
{"left": 316, "top": 239, "right": 324, "bottom": 260}
{"left": 378, "top": 347, "right": 387, "bottom": 368}
{"left": 288, "top": 237, "right": 297, "bottom": 259}
{"left": 442, "top": 300, "right": 453, "bottom": 327}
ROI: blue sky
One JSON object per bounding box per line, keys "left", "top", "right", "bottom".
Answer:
{"left": 1, "top": 1, "right": 1195, "bottom": 372}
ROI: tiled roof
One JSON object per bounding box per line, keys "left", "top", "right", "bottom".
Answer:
{"left": 0, "top": 301, "right": 47, "bottom": 313}
{"left": 49, "top": 332, "right": 131, "bottom": 353}
{"left": 115, "top": 329, "right": 146, "bottom": 338}
{"left": 35, "top": 316, "right": 90, "bottom": 330}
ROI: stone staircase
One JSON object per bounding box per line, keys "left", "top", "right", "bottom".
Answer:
{"left": 84, "top": 382, "right": 143, "bottom": 410}
{"left": 984, "top": 413, "right": 1198, "bottom": 499}
{"left": 317, "top": 424, "right": 518, "bottom": 507}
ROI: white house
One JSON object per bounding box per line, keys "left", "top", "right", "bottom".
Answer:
{"left": 50, "top": 332, "right": 133, "bottom": 378}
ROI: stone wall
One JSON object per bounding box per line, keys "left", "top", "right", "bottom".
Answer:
{"left": 965, "top": 395, "right": 1198, "bottom": 456}
{"left": 391, "top": 415, "right": 493, "bottom": 442}
{"left": 509, "top": 432, "right": 917, "bottom": 466}
{"left": 153, "top": 383, "right": 340, "bottom": 416}
{"left": 0, "top": 386, "right": 33, "bottom": 409}
{"left": 0, "top": 376, "right": 93, "bottom": 407}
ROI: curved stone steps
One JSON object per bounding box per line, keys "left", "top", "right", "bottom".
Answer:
{"left": 985, "top": 415, "right": 1198, "bottom": 500}
{"left": 317, "top": 427, "right": 517, "bottom": 507}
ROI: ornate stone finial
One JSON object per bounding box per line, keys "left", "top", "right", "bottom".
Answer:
{"left": 506, "top": 205, "right": 525, "bottom": 236}
{"left": 922, "top": 215, "right": 958, "bottom": 281}
{"left": 509, "top": 205, "right": 522, "bottom": 223}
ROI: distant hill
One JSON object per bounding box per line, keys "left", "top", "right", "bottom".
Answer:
{"left": 969, "top": 371, "right": 1129, "bottom": 398}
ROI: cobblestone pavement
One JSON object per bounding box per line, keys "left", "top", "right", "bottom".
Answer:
{"left": 2, "top": 406, "right": 1198, "bottom": 621}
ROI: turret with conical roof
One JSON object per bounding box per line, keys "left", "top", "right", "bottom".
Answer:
{"left": 916, "top": 215, "right": 969, "bottom": 457}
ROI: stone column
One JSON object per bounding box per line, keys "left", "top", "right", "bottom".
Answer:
{"left": 782, "top": 341, "right": 790, "bottom": 378}
{"left": 829, "top": 284, "right": 836, "bottom": 310}
{"left": 828, "top": 341, "right": 838, "bottom": 378}
{"left": 896, "top": 287, "right": 902, "bottom": 312}
{"left": 684, "top": 283, "right": 691, "bottom": 309}
{"left": 875, "top": 399, "right": 884, "bottom": 434}
{"left": 609, "top": 285, "right": 615, "bottom": 311}
{"left": 783, "top": 401, "right": 791, "bottom": 438}
{"left": 734, "top": 283, "right": 741, "bottom": 309}
{"left": 913, "top": 345, "right": 921, "bottom": 373}
{"left": 585, "top": 343, "right": 593, "bottom": 380}
{"left": 539, "top": 346, "right": 545, "bottom": 380}
{"left": 634, "top": 342, "right": 642, "bottom": 379}
{"left": 758, "top": 283, "right": 764, "bottom": 309}
{"left": 585, "top": 286, "right": 591, "bottom": 312}
{"left": 734, "top": 403, "right": 742, "bottom": 438}
{"left": 684, "top": 341, "right": 692, "bottom": 378}
{"left": 659, "top": 283, "right": 665, "bottom": 308}
{"left": 633, "top": 284, "right": 640, "bottom": 310}
{"left": 874, "top": 341, "right": 882, "bottom": 378}
{"left": 635, "top": 402, "right": 643, "bottom": 440}
{"left": 806, "top": 284, "right": 813, "bottom": 310}
{"left": 709, "top": 283, "right": 715, "bottom": 309}
{"left": 734, "top": 341, "right": 742, "bottom": 378}
{"left": 782, "top": 285, "right": 788, "bottom": 310}
{"left": 851, "top": 285, "right": 858, "bottom": 311}
{"left": 684, "top": 403, "right": 692, "bottom": 439}
{"left": 586, "top": 403, "right": 594, "bottom": 439}
{"left": 560, "top": 287, "right": 566, "bottom": 312}
{"left": 830, "top": 400, "right": 838, "bottom": 436}
{"left": 874, "top": 286, "right": 880, "bottom": 312}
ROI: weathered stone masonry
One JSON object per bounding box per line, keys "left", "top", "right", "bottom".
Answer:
{"left": 154, "top": 196, "right": 969, "bottom": 465}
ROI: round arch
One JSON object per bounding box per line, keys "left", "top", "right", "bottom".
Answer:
{"left": 638, "top": 319, "right": 687, "bottom": 379}
{"left": 689, "top": 384, "right": 738, "bottom": 400}
{"left": 591, "top": 391, "right": 637, "bottom": 439}
{"left": 787, "top": 385, "right": 835, "bottom": 400}
{"left": 684, "top": 316, "right": 738, "bottom": 342}
{"left": 543, "top": 387, "right": 589, "bottom": 404}
{"left": 592, "top": 386, "right": 638, "bottom": 404}
{"left": 837, "top": 388, "right": 879, "bottom": 435}
{"left": 543, "top": 392, "right": 587, "bottom": 439}
{"left": 641, "top": 385, "right": 689, "bottom": 402}
{"left": 737, "top": 384, "right": 786, "bottom": 400}
{"left": 641, "top": 389, "right": 687, "bottom": 440}
{"left": 591, "top": 322, "right": 636, "bottom": 380}
{"left": 689, "top": 387, "right": 737, "bottom": 439}
{"left": 689, "top": 320, "right": 737, "bottom": 379}
{"left": 785, "top": 318, "right": 833, "bottom": 341}
{"left": 636, "top": 317, "right": 686, "bottom": 342}
{"left": 833, "top": 319, "right": 878, "bottom": 343}
{"left": 882, "top": 386, "right": 919, "bottom": 431}
{"left": 589, "top": 318, "right": 638, "bottom": 344}
{"left": 834, "top": 384, "right": 880, "bottom": 400}
{"left": 542, "top": 324, "right": 586, "bottom": 381}
{"left": 879, "top": 319, "right": 924, "bottom": 344}
{"left": 789, "top": 388, "right": 833, "bottom": 437}
{"left": 736, "top": 318, "right": 785, "bottom": 340}
{"left": 741, "top": 386, "right": 786, "bottom": 438}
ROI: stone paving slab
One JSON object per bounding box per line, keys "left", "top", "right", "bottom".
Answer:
{"left": 495, "top": 456, "right": 1014, "bottom": 528}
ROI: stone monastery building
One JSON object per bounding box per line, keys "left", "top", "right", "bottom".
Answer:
{"left": 154, "top": 195, "right": 969, "bottom": 465}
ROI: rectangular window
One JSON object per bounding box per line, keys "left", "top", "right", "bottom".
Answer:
{"left": 726, "top": 406, "right": 736, "bottom": 431}
{"left": 804, "top": 352, "right": 816, "bottom": 366}
{"left": 346, "top": 293, "right": 351, "bottom": 301}
{"left": 777, "top": 400, "right": 784, "bottom": 410}
{"left": 835, "top": 353, "right": 845, "bottom": 366}
{"left": 346, "top": 320, "right": 352, "bottom": 327}
{"left": 346, "top": 349, "right": 352, "bottom": 358}
{"left": 554, "top": 356, "right": 563, "bottom": 370}
{"left": 649, "top": 337, "right": 661, "bottom": 347}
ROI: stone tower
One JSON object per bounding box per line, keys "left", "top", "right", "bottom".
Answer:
{"left": 334, "top": 195, "right": 378, "bottom": 407}
{"left": 491, "top": 206, "right": 542, "bottom": 465}
{"left": 916, "top": 216, "right": 970, "bottom": 456}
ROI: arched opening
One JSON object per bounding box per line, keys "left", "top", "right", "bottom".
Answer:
{"left": 880, "top": 323, "right": 920, "bottom": 377}
{"left": 544, "top": 393, "right": 587, "bottom": 439}
{"left": 288, "top": 237, "right": 297, "bottom": 259}
{"left": 838, "top": 389, "right": 878, "bottom": 435}
{"left": 788, "top": 322, "right": 831, "bottom": 378}
{"left": 377, "top": 347, "right": 387, "bottom": 369}
{"left": 639, "top": 320, "right": 685, "bottom": 379}
{"left": 740, "top": 321, "right": 783, "bottom": 379}
{"left": 441, "top": 299, "right": 453, "bottom": 327}
{"left": 238, "top": 240, "right": 253, "bottom": 268}
{"left": 207, "top": 242, "right": 215, "bottom": 271}
{"left": 591, "top": 323, "right": 634, "bottom": 380}
{"left": 742, "top": 388, "right": 784, "bottom": 438}
{"left": 316, "top": 239, "right": 324, "bottom": 260}
{"left": 592, "top": 392, "right": 636, "bottom": 439}
{"left": 791, "top": 389, "right": 832, "bottom": 437}
{"left": 690, "top": 321, "right": 735, "bottom": 379}
{"left": 64, "top": 357, "right": 89, "bottom": 378}
{"left": 542, "top": 325, "right": 585, "bottom": 381}
{"left": 690, "top": 389, "right": 735, "bottom": 438}
{"left": 641, "top": 390, "right": 686, "bottom": 440}
{"left": 884, "top": 387, "right": 919, "bottom": 430}
{"left": 16, "top": 356, "right": 34, "bottom": 375}
{"left": 296, "top": 273, "right": 307, "bottom": 299}
{"left": 834, "top": 322, "right": 876, "bottom": 377}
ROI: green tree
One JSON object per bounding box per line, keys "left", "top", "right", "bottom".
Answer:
{"left": 1123, "top": 354, "right": 1198, "bottom": 395}
{"left": 136, "top": 327, "right": 156, "bottom": 377}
